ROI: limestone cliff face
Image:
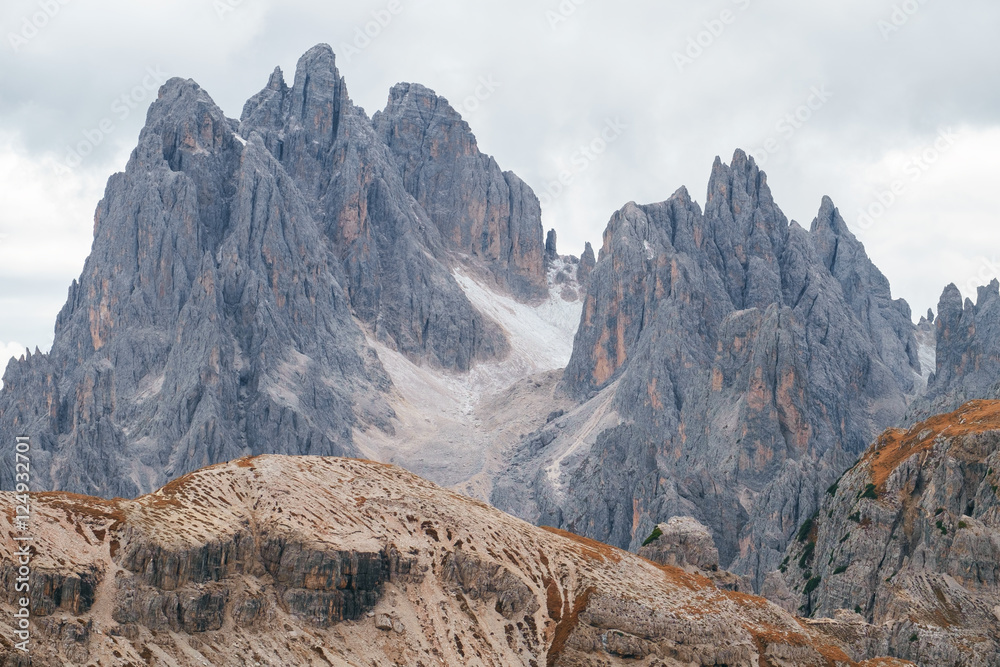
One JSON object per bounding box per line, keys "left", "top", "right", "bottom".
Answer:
{"left": 1, "top": 71, "right": 392, "bottom": 498}
{"left": 578, "top": 241, "right": 596, "bottom": 285}
{"left": 0, "top": 44, "right": 548, "bottom": 497}
{"left": 373, "top": 82, "right": 547, "bottom": 300}
{"left": 908, "top": 280, "right": 1000, "bottom": 420}
{"left": 0, "top": 456, "right": 910, "bottom": 666}
{"left": 494, "top": 152, "right": 922, "bottom": 588}
{"left": 237, "top": 46, "right": 509, "bottom": 370}
{"left": 770, "top": 400, "right": 1000, "bottom": 666}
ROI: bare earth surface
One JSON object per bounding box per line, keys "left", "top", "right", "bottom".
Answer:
{"left": 1, "top": 456, "right": 910, "bottom": 666}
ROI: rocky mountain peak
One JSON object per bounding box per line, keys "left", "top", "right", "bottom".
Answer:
{"left": 908, "top": 279, "right": 1000, "bottom": 419}
{"left": 705, "top": 149, "right": 784, "bottom": 242}
{"left": 498, "top": 150, "right": 923, "bottom": 590}
{"left": 578, "top": 241, "right": 596, "bottom": 283}
{"left": 265, "top": 65, "right": 285, "bottom": 90}
{"left": 373, "top": 79, "right": 547, "bottom": 299}
{"left": 545, "top": 228, "right": 558, "bottom": 260}
{"left": 810, "top": 194, "right": 851, "bottom": 238}
{"left": 1, "top": 44, "right": 534, "bottom": 498}
{"left": 286, "top": 44, "right": 347, "bottom": 145}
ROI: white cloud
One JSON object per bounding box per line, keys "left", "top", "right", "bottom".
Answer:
{"left": 0, "top": 132, "right": 106, "bottom": 347}
{"left": 848, "top": 125, "right": 1000, "bottom": 315}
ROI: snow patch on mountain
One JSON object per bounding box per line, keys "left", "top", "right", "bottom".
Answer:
{"left": 356, "top": 259, "right": 585, "bottom": 497}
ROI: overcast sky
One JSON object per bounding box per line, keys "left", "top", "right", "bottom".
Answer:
{"left": 2, "top": 0, "right": 999, "bottom": 363}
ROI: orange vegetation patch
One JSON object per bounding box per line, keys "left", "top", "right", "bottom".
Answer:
{"left": 234, "top": 456, "right": 260, "bottom": 468}
{"left": 743, "top": 620, "right": 855, "bottom": 667}
{"left": 727, "top": 594, "right": 876, "bottom": 666}
{"left": 743, "top": 621, "right": 810, "bottom": 649}
{"left": 546, "top": 586, "right": 595, "bottom": 667}
{"left": 646, "top": 560, "right": 715, "bottom": 593}
{"left": 154, "top": 469, "right": 207, "bottom": 497}
{"left": 539, "top": 526, "right": 622, "bottom": 563}
{"left": 544, "top": 577, "right": 562, "bottom": 623}
{"left": 38, "top": 493, "right": 127, "bottom": 532}
{"left": 722, "top": 589, "right": 772, "bottom": 611}
{"left": 863, "top": 400, "right": 1000, "bottom": 490}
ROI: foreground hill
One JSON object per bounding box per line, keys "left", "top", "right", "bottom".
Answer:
{"left": 1, "top": 456, "right": 907, "bottom": 666}
{"left": 768, "top": 400, "right": 1000, "bottom": 665}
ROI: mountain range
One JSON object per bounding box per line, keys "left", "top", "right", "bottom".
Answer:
{"left": 2, "top": 43, "right": 999, "bottom": 665}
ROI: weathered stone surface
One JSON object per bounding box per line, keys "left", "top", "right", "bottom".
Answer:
{"left": 909, "top": 280, "right": 1000, "bottom": 420}
{"left": 373, "top": 82, "right": 547, "bottom": 300}
{"left": 639, "top": 516, "right": 754, "bottom": 593}
{"left": 0, "top": 456, "right": 908, "bottom": 666}
{"left": 638, "top": 516, "right": 720, "bottom": 571}
{"left": 578, "top": 241, "right": 596, "bottom": 284}
{"left": 771, "top": 400, "right": 1000, "bottom": 664}
{"left": 0, "top": 44, "right": 516, "bottom": 497}
{"left": 494, "top": 152, "right": 922, "bottom": 590}
{"left": 0, "top": 566, "right": 99, "bottom": 616}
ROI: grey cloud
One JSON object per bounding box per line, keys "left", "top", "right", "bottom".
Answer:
{"left": 1, "top": 0, "right": 998, "bottom": 347}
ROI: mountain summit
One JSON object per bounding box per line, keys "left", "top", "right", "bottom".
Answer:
{"left": 0, "top": 44, "right": 548, "bottom": 497}
{"left": 493, "top": 151, "right": 926, "bottom": 587}
{"left": 4, "top": 46, "right": 999, "bottom": 637}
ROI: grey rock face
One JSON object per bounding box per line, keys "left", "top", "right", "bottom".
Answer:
{"left": 578, "top": 241, "right": 596, "bottom": 285}
{"left": 908, "top": 280, "right": 1000, "bottom": 420}
{"left": 638, "top": 516, "right": 720, "bottom": 572}
{"left": 2, "top": 75, "right": 386, "bottom": 497}
{"left": 809, "top": 197, "right": 921, "bottom": 390}
{"left": 494, "top": 151, "right": 922, "bottom": 589}
{"left": 373, "top": 82, "right": 547, "bottom": 300}
{"left": 238, "top": 46, "right": 508, "bottom": 371}
{"left": 0, "top": 44, "right": 522, "bottom": 497}
{"left": 637, "top": 516, "right": 754, "bottom": 593}
{"left": 545, "top": 228, "right": 558, "bottom": 264}
{"left": 770, "top": 400, "right": 1000, "bottom": 665}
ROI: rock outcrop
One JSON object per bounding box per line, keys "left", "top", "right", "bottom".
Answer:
{"left": 0, "top": 44, "right": 554, "bottom": 497}
{"left": 638, "top": 516, "right": 720, "bottom": 572}
{"left": 373, "top": 82, "right": 547, "bottom": 300}
{"left": 493, "top": 152, "right": 923, "bottom": 589}
{"left": 0, "top": 456, "right": 910, "bottom": 666}
{"left": 908, "top": 280, "right": 1000, "bottom": 420}
{"left": 545, "top": 229, "right": 558, "bottom": 263}
{"left": 577, "top": 241, "right": 596, "bottom": 284}
{"left": 770, "top": 400, "right": 1000, "bottom": 665}
{"left": 638, "top": 516, "right": 753, "bottom": 593}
